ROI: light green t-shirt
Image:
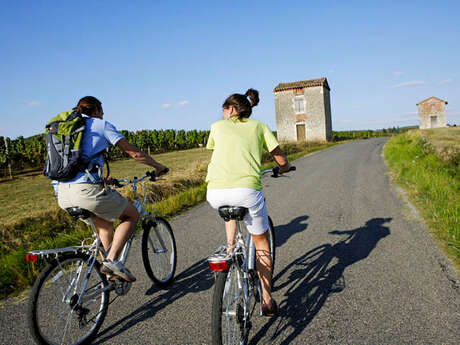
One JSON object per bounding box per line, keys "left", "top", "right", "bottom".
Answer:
{"left": 206, "top": 117, "right": 279, "bottom": 190}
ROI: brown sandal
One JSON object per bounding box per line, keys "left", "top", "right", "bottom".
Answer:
{"left": 262, "top": 299, "right": 279, "bottom": 317}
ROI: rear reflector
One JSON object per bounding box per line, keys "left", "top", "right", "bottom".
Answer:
{"left": 208, "top": 261, "right": 229, "bottom": 271}
{"left": 26, "top": 254, "right": 38, "bottom": 262}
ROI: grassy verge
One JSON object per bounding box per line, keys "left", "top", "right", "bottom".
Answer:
{"left": 1, "top": 141, "right": 339, "bottom": 298}
{"left": 383, "top": 128, "right": 459, "bottom": 271}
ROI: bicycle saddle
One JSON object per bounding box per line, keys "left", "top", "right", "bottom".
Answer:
{"left": 218, "top": 206, "right": 248, "bottom": 221}
{"left": 66, "top": 207, "right": 91, "bottom": 220}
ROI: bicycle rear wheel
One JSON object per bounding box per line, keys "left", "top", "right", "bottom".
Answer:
{"left": 28, "top": 253, "right": 109, "bottom": 345}
{"left": 141, "top": 217, "right": 177, "bottom": 287}
{"left": 211, "top": 262, "right": 249, "bottom": 345}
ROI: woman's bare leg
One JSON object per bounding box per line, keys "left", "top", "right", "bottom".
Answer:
{"left": 225, "top": 220, "right": 237, "bottom": 248}
{"left": 92, "top": 216, "right": 114, "bottom": 255}
{"left": 107, "top": 204, "right": 139, "bottom": 261}
{"left": 252, "top": 231, "right": 272, "bottom": 304}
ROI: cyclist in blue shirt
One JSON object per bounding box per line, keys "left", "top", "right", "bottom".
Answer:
{"left": 57, "top": 96, "right": 168, "bottom": 282}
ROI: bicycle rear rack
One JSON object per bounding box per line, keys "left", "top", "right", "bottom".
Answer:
{"left": 26, "top": 238, "right": 96, "bottom": 261}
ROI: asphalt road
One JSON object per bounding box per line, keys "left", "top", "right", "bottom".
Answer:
{"left": 1, "top": 138, "right": 459, "bottom": 345}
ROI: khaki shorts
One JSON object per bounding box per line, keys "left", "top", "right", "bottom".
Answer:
{"left": 58, "top": 183, "right": 130, "bottom": 222}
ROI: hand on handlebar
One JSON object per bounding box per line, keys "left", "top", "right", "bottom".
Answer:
{"left": 104, "top": 176, "right": 116, "bottom": 185}
{"left": 105, "top": 175, "right": 124, "bottom": 188}
{"left": 156, "top": 166, "right": 169, "bottom": 177}
{"left": 146, "top": 167, "right": 169, "bottom": 182}
{"left": 272, "top": 164, "right": 296, "bottom": 178}
{"left": 278, "top": 163, "right": 293, "bottom": 174}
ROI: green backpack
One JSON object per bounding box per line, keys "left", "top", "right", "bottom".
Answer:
{"left": 43, "top": 110, "right": 87, "bottom": 180}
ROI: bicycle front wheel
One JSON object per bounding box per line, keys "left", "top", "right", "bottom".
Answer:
{"left": 267, "top": 216, "right": 276, "bottom": 275}
{"left": 141, "top": 217, "right": 177, "bottom": 287}
{"left": 28, "top": 253, "right": 109, "bottom": 345}
{"left": 211, "top": 263, "right": 249, "bottom": 345}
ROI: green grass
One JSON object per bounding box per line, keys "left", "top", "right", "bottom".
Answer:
{"left": 384, "top": 129, "right": 460, "bottom": 271}
{"left": 0, "top": 141, "right": 339, "bottom": 298}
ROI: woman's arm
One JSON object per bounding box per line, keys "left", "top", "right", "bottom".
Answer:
{"left": 116, "top": 138, "right": 168, "bottom": 175}
{"left": 270, "top": 146, "right": 291, "bottom": 173}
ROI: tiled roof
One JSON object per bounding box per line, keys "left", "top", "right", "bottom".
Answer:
{"left": 274, "top": 77, "right": 330, "bottom": 92}
{"left": 416, "top": 96, "right": 448, "bottom": 105}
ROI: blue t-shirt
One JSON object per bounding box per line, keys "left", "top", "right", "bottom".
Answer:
{"left": 62, "top": 117, "right": 124, "bottom": 184}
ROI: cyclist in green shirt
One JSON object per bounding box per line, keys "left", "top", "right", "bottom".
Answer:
{"left": 206, "top": 88, "right": 293, "bottom": 316}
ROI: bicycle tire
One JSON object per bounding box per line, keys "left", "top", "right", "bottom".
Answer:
{"left": 267, "top": 215, "right": 276, "bottom": 275}
{"left": 141, "top": 217, "right": 177, "bottom": 287}
{"left": 28, "top": 253, "right": 109, "bottom": 345}
{"left": 211, "top": 263, "right": 248, "bottom": 345}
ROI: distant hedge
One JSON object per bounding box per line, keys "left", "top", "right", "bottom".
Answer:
{"left": 332, "top": 127, "right": 415, "bottom": 141}
{"left": 0, "top": 129, "right": 210, "bottom": 176}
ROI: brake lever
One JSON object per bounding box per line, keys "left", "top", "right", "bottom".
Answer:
{"left": 146, "top": 171, "right": 156, "bottom": 182}
{"left": 271, "top": 166, "right": 280, "bottom": 178}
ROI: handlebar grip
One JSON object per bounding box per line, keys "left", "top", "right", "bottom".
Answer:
{"left": 271, "top": 165, "right": 296, "bottom": 178}
{"left": 146, "top": 170, "right": 156, "bottom": 181}
{"left": 112, "top": 178, "right": 123, "bottom": 188}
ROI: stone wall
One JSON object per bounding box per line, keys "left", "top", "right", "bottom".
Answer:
{"left": 324, "top": 88, "right": 332, "bottom": 141}
{"left": 275, "top": 90, "right": 297, "bottom": 141}
{"left": 304, "top": 86, "right": 326, "bottom": 141}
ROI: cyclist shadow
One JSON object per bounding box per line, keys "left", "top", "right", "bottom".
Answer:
{"left": 275, "top": 215, "right": 309, "bottom": 248}
{"left": 93, "top": 259, "right": 213, "bottom": 344}
{"left": 250, "top": 217, "right": 392, "bottom": 345}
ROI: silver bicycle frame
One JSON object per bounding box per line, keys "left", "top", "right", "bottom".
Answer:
{"left": 28, "top": 173, "right": 168, "bottom": 307}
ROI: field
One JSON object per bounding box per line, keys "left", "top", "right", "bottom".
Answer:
{"left": 384, "top": 127, "right": 460, "bottom": 270}
{"left": 0, "top": 148, "right": 211, "bottom": 226}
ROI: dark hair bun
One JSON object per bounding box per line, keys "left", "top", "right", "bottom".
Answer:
{"left": 245, "top": 89, "right": 259, "bottom": 108}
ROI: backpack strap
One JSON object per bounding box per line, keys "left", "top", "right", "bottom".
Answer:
{"left": 63, "top": 135, "right": 71, "bottom": 168}
{"left": 83, "top": 148, "right": 111, "bottom": 183}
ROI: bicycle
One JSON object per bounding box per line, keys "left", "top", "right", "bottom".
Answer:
{"left": 26, "top": 171, "right": 177, "bottom": 345}
{"left": 207, "top": 166, "right": 296, "bottom": 345}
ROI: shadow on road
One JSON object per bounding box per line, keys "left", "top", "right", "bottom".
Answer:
{"left": 274, "top": 215, "right": 309, "bottom": 248}
{"left": 94, "top": 259, "right": 213, "bottom": 344}
{"left": 250, "top": 217, "right": 392, "bottom": 345}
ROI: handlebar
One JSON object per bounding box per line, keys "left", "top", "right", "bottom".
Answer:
{"left": 261, "top": 165, "right": 296, "bottom": 178}
{"left": 111, "top": 168, "right": 169, "bottom": 188}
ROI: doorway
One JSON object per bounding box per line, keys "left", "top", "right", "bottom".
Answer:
{"left": 296, "top": 123, "right": 306, "bottom": 142}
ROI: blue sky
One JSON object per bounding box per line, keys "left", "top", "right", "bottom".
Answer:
{"left": 1, "top": 0, "right": 459, "bottom": 139}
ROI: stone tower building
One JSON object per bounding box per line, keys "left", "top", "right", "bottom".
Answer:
{"left": 274, "top": 77, "right": 332, "bottom": 142}
{"left": 416, "top": 96, "right": 448, "bottom": 129}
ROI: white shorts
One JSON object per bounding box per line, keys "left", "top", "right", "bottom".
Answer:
{"left": 206, "top": 188, "right": 269, "bottom": 235}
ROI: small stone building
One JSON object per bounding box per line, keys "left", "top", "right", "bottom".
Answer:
{"left": 274, "top": 77, "right": 332, "bottom": 142}
{"left": 416, "top": 96, "right": 448, "bottom": 129}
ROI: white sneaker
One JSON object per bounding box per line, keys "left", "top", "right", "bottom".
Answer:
{"left": 102, "top": 260, "right": 136, "bottom": 282}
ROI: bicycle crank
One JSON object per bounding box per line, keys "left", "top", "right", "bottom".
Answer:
{"left": 113, "top": 279, "right": 132, "bottom": 296}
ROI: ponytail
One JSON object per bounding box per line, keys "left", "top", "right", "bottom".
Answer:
{"left": 222, "top": 88, "right": 259, "bottom": 119}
